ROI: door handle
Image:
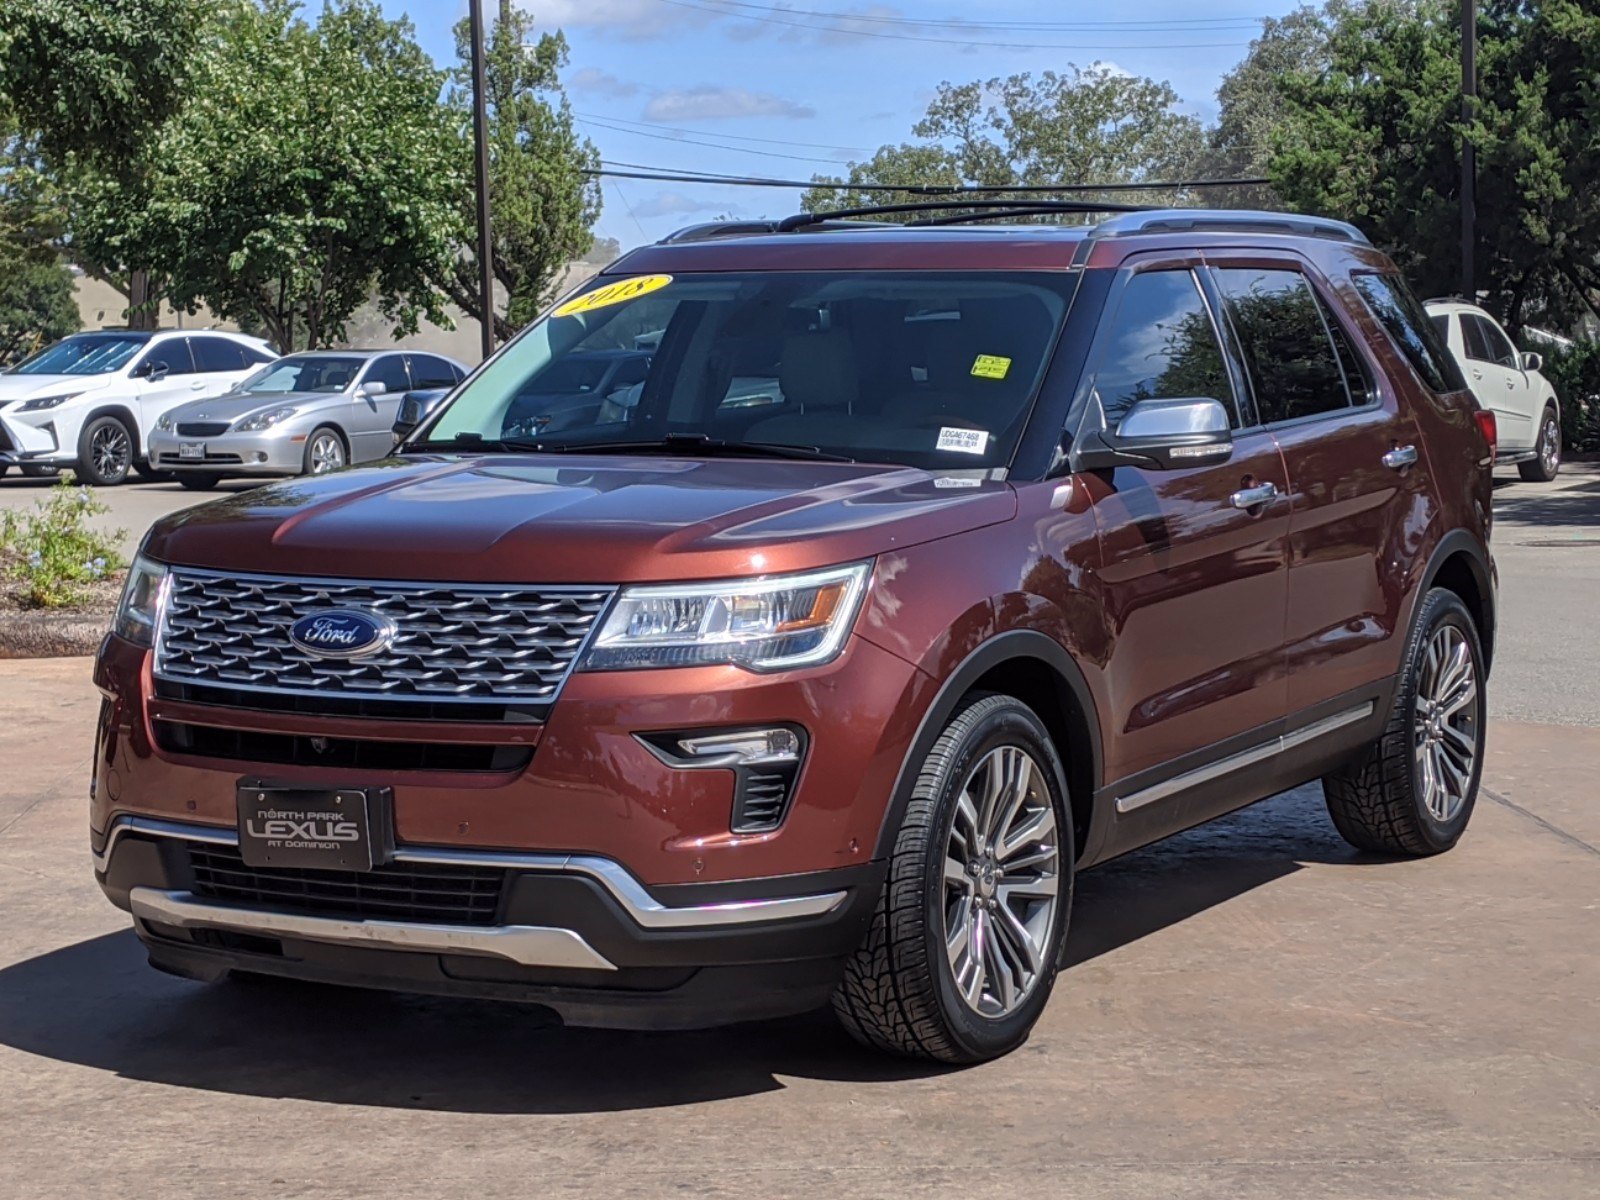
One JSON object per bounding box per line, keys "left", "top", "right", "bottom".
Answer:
{"left": 189, "top": 381, "right": 205, "bottom": 389}
{"left": 1230, "top": 481, "right": 1279, "bottom": 510}
{"left": 1382, "top": 445, "right": 1419, "bottom": 470}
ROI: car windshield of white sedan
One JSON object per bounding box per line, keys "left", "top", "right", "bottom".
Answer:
{"left": 11, "top": 333, "right": 151, "bottom": 376}
{"left": 237, "top": 355, "right": 366, "bottom": 395}
{"left": 419, "top": 271, "right": 1077, "bottom": 470}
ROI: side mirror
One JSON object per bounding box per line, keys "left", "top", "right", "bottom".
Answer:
{"left": 136, "top": 360, "right": 169, "bottom": 382}
{"left": 359, "top": 380, "right": 385, "bottom": 397}
{"left": 1074, "top": 397, "right": 1235, "bottom": 472}
{"left": 1522, "top": 351, "right": 1544, "bottom": 373}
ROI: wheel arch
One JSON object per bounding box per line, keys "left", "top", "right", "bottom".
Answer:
{"left": 1420, "top": 530, "right": 1496, "bottom": 669}
{"left": 82, "top": 403, "right": 141, "bottom": 442}
{"left": 873, "top": 630, "right": 1103, "bottom": 864}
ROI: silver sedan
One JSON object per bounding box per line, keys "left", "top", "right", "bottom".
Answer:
{"left": 147, "top": 349, "right": 467, "bottom": 490}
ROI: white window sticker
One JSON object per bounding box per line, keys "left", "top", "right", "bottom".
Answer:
{"left": 936, "top": 427, "right": 989, "bottom": 455}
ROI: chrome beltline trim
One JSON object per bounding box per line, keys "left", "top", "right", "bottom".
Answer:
{"left": 129, "top": 887, "right": 617, "bottom": 971}
{"left": 1115, "top": 702, "right": 1376, "bottom": 815}
{"left": 95, "top": 815, "right": 848, "bottom": 928}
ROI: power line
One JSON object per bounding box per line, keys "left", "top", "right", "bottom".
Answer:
{"left": 575, "top": 110, "right": 875, "bottom": 156}
{"left": 577, "top": 115, "right": 850, "bottom": 165}
{"left": 652, "top": 0, "right": 1254, "bottom": 50}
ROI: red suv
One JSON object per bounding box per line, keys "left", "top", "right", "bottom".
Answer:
{"left": 92, "top": 207, "right": 1497, "bottom": 1063}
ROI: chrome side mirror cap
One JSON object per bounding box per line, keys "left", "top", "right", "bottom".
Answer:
{"left": 1074, "top": 397, "right": 1235, "bottom": 472}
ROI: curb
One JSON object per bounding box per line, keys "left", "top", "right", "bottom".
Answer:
{"left": 0, "top": 608, "right": 111, "bottom": 660}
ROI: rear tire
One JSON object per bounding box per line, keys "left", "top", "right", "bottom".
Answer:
{"left": 1322, "top": 588, "right": 1485, "bottom": 856}
{"left": 75, "top": 415, "right": 135, "bottom": 486}
{"left": 133, "top": 459, "right": 172, "bottom": 483}
{"left": 1518, "top": 405, "right": 1561, "bottom": 482}
{"left": 177, "top": 473, "right": 222, "bottom": 491}
{"left": 833, "top": 693, "right": 1073, "bottom": 1064}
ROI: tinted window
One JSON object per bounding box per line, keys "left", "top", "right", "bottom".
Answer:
{"left": 364, "top": 355, "right": 411, "bottom": 393}
{"left": 1091, "top": 270, "right": 1235, "bottom": 428}
{"left": 408, "top": 354, "right": 460, "bottom": 388}
{"left": 245, "top": 344, "right": 277, "bottom": 364}
{"left": 1430, "top": 313, "right": 1453, "bottom": 346}
{"left": 139, "top": 339, "right": 195, "bottom": 377}
{"left": 1351, "top": 273, "right": 1466, "bottom": 392}
{"left": 1466, "top": 314, "right": 1519, "bottom": 368}
{"left": 190, "top": 336, "right": 249, "bottom": 373}
{"left": 1215, "top": 268, "right": 1351, "bottom": 423}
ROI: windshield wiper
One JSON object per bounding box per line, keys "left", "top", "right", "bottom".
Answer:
{"left": 541, "top": 433, "right": 855, "bottom": 462}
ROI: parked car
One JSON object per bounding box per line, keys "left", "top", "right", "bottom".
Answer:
{"left": 148, "top": 349, "right": 467, "bottom": 489}
{"left": 94, "top": 208, "right": 1496, "bottom": 1064}
{"left": 1425, "top": 298, "right": 1562, "bottom": 481}
{"left": 0, "top": 329, "right": 276, "bottom": 485}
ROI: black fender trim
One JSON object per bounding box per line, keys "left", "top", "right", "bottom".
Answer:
{"left": 871, "top": 629, "right": 1104, "bottom": 862}
{"left": 1418, "top": 528, "right": 1497, "bottom": 667}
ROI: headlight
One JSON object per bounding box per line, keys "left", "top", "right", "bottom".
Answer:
{"left": 236, "top": 406, "right": 298, "bottom": 431}
{"left": 18, "top": 394, "right": 75, "bottom": 411}
{"left": 582, "top": 562, "right": 871, "bottom": 673}
{"left": 112, "top": 554, "right": 170, "bottom": 646}
{"left": 155, "top": 413, "right": 174, "bottom": 432}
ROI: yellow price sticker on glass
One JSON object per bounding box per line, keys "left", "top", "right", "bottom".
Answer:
{"left": 553, "top": 274, "right": 673, "bottom": 318}
{"left": 971, "top": 354, "right": 1012, "bottom": 380}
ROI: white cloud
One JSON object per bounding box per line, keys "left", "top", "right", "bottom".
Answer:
{"left": 644, "top": 85, "right": 815, "bottom": 121}
{"left": 569, "top": 67, "right": 640, "bottom": 98}
{"left": 520, "top": 0, "right": 714, "bottom": 40}
{"left": 629, "top": 191, "right": 725, "bottom": 218}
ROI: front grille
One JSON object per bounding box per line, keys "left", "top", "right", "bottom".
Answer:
{"left": 187, "top": 842, "right": 504, "bottom": 926}
{"left": 158, "top": 452, "right": 243, "bottom": 465}
{"left": 155, "top": 569, "right": 612, "bottom": 710}
{"left": 176, "top": 422, "right": 231, "bottom": 437}
{"left": 154, "top": 720, "right": 533, "bottom": 773}
{"left": 154, "top": 678, "right": 537, "bottom": 724}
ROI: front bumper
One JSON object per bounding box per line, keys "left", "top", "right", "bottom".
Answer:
{"left": 148, "top": 428, "right": 306, "bottom": 474}
{"left": 97, "top": 815, "right": 881, "bottom": 1029}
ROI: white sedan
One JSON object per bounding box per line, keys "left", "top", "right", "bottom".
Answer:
{"left": 1426, "top": 299, "right": 1562, "bottom": 482}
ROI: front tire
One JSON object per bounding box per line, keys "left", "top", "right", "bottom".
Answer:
{"left": 76, "top": 415, "right": 135, "bottom": 486}
{"left": 1323, "top": 588, "right": 1486, "bottom": 856}
{"left": 177, "top": 473, "right": 222, "bottom": 491}
{"left": 833, "top": 694, "right": 1073, "bottom": 1064}
{"left": 1518, "top": 405, "right": 1561, "bottom": 482}
{"left": 303, "top": 426, "right": 347, "bottom": 476}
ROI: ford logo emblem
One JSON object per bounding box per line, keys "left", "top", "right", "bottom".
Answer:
{"left": 288, "top": 609, "right": 395, "bottom": 660}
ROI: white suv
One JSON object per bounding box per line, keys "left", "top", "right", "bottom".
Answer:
{"left": 1425, "top": 299, "right": 1562, "bottom": 482}
{"left": 0, "top": 329, "right": 276, "bottom": 485}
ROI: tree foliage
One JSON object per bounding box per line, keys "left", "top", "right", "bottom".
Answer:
{"left": 74, "top": 0, "right": 466, "bottom": 350}
{"left": 445, "top": 5, "right": 601, "bottom": 341}
{"left": 0, "top": 258, "right": 79, "bottom": 364}
{"left": 804, "top": 66, "right": 1206, "bottom": 218}
{"left": 1269, "top": 0, "right": 1600, "bottom": 334}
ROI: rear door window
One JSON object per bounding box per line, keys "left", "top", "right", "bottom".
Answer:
{"left": 363, "top": 355, "right": 411, "bottom": 393}
{"left": 1466, "top": 314, "right": 1519, "bottom": 368}
{"left": 1090, "top": 269, "right": 1237, "bottom": 429}
{"left": 189, "top": 336, "right": 250, "bottom": 373}
{"left": 1213, "top": 267, "right": 1355, "bottom": 424}
{"left": 407, "top": 354, "right": 461, "bottom": 388}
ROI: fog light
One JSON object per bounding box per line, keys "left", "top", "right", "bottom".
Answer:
{"left": 639, "top": 726, "right": 806, "bottom": 833}
{"left": 255, "top": 452, "right": 269, "bottom": 463}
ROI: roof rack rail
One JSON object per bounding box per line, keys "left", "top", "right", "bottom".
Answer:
{"left": 659, "top": 220, "right": 780, "bottom": 243}
{"left": 1422, "top": 295, "right": 1472, "bottom": 306}
{"left": 1091, "top": 208, "right": 1370, "bottom": 245}
{"left": 776, "top": 199, "right": 1149, "bottom": 231}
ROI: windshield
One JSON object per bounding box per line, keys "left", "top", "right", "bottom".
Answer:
{"left": 420, "top": 270, "right": 1078, "bottom": 469}
{"left": 11, "top": 333, "right": 151, "bottom": 376}
{"left": 236, "top": 355, "right": 365, "bottom": 394}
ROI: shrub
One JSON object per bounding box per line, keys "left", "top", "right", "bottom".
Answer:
{"left": 1, "top": 479, "right": 125, "bottom": 608}
{"left": 1540, "top": 341, "right": 1600, "bottom": 454}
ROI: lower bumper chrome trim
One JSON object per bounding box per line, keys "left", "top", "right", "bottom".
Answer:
{"left": 96, "top": 815, "right": 847, "bottom": 929}
{"left": 129, "top": 886, "right": 618, "bottom": 971}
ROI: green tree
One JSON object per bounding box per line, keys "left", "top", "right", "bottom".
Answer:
{"left": 1270, "top": 0, "right": 1600, "bottom": 334}
{"left": 446, "top": 3, "right": 601, "bottom": 341}
{"left": 0, "top": 258, "right": 79, "bottom": 363}
{"left": 804, "top": 66, "right": 1206, "bottom": 218}
{"left": 75, "top": 0, "right": 466, "bottom": 350}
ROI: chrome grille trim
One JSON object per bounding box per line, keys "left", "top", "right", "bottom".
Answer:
{"left": 154, "top": 567, "right": 613, "bottom": 706}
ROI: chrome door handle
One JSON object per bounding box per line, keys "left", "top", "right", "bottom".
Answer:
{"left": 1230, "top": 481, "right": 1279, "bottom": 510}
{"left": 1471, "top": 369, "right": 1483, "bottom": 379}
{"left": 1382, "top": 445, "right": 1419, "bottom": 470}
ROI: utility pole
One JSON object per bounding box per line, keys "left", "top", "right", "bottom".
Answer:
{"left": 1460, "top": 0, "right": 1477, "bottom": 301}
{"left": 468, "top": 0, "right": 495, "bottom": 360}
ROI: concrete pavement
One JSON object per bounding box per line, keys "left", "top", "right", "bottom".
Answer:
{"left": 1, "top": 464, "right": 1597, "bottom": 1198}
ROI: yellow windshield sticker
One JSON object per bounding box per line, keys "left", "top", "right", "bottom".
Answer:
{"left": 971, "top": 354, "right": 1012, "bottom": 380}
{"left": 553, "top": 274, "right": 672, "bottom": 318}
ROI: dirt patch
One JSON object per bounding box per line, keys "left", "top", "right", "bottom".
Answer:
{"left": 0, "top": 575, "right": 120, "bottom": 659}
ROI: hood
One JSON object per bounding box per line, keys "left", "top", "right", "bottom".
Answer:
{"left": 143, "top": 454, "right": 1017, "bottom": 583}
{"left": 167, "top": 389, "right": 343, "bottom": 426}
{"left": 0, "top": 374, "right": 110, "bottom": 404}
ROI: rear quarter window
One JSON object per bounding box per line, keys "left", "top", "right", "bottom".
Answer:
{"left": 1351, "top": 273, "right": 1468, "bottom": 394}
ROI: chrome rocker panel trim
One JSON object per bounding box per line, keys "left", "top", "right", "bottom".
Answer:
{"left": 95, "top": 815, "right": 848, "bottom": 929}
{"left": 129, "top": 886, "right": 618, "bottom": 971}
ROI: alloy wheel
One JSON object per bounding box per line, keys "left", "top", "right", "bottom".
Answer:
{"left": 309, "top": 433, "right": 345, "bottom": 474}
{"left": 1412, "top": 624, "right": 1479, "bottom": 823}
{"left": 943, "top": 745, "right": 1061, "bottom": 1019}
{"left": 92, "top": 423, "right": 132, "bottom": 480}
{"left": 1540, "top": 416, "right": 1560, "bottom": 477}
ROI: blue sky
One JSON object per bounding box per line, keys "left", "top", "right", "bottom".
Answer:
{"left": 378, "top": 1, "right": 1304, "bottom": 249}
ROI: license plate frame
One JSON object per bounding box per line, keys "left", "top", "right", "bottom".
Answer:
{"left": 179, "top": 441, "right": 207, "bottom": 460}
{"left": 235, "top": 781, "right": 394, "bottom": 872}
